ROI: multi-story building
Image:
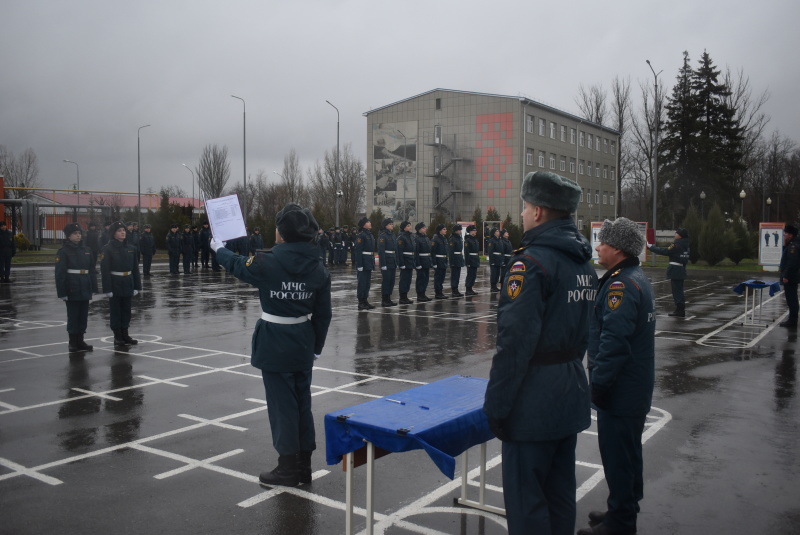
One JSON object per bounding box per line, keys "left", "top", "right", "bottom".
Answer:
{"left": 364, "top": 88, "right": 620, "bottom": 232}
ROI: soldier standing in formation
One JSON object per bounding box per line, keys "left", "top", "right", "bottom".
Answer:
{"left": 396, "top": 221, "right": 416, "bottom": 304}
{"left": 448, "top": 224, "right": 465, "bottom": 297}
{"left": 180, "top": 224, "right": 196, "bottom": 274}
{"left": 378, "top": 218, "right": 398, "bottom": 307}
{"left": 487, "top": 227, "right": 503, "bottom": 292}
{"left": 779, "top": 224, "right": 800, "bottom": 329}
{"left": 432, "top": 224, "right": 449, "bottom": 299}
{"left": 55, "top": 223, "right": 98, "bottom": 352}
{"left": 191, "top": 225, "right": 201, "bottom": 267}
{"left": 355, "top": 217, "right": 376, "bottom": 310}
{"left": 464, "top": 224, "right": 480, "bottom": 296}
{"left": 139, "top": 224, "right": 156, "bottom": 277}
{"left": 100, "top": 221, "right": 141, "bottom": 346}
{"left": 500, "top": 228, "right": 513, "bottom": 280}
{"left": 199, "top": 221, "right": 212, "bottom": 269}
{"left": 333, "top": 227, "right": 344, "bottom": 265}
{"left": 125, "top": 221, "right": 140, "bottom": 267}
{"left": 166, "top": 223, "right": 181, "bottom": 275}
{"left": 0, "top": 220, "right": 16, "bottom": 283}
{"left": 647, "top": 228, "right": 690, "bottom": 317}
{"left": 414, "top": 222, "right": 432, "bottom": 302}
{"left": 249, "top": 227, "right": 264, "bottom": 255}
{"left": 342, "top": 225, "right": 352, "bottom": 266}
{"left": 350, "top": 227, "right": 359, "bottom": 267}
{"left": 85, "top": 222, "right": 102, "bottom": 266}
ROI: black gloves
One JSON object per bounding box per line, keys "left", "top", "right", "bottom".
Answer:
{"left": 488, "top": 417, "right": 511, "bottom": 442}
{"left": 591, "top": 383, "right": 612, "bottom": 410}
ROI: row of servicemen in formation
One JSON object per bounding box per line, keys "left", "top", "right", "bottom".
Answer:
{"left": 78, "top": 220, "right": 266, "bottom": 277}
{"left": 343, "top": 217, "right": 516, "bottom": 310}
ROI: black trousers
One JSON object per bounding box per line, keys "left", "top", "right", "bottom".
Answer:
{"left": 65, "top": 300, "right": 89, "bottom": 334}
{"left": 142, "top": 254, "right": 153, "bottom": 276}
{"left": 201, "top": 247, "right": 210, "bottom": 266}
{"left": 381, "top": 268, "right": 396, "bottom": 296}
{"left": 465, "top": 266, "right": 478, "bottom": 289}
{"left": 262, "top": 370, "right": 315, "bottom": 456}
{"left": 169, "top": 253, "right": 180, "bottom": 274}
{"left": 433, "top": 267, "right": 447, "bottom": 292}
{"left": 415, "top": 267, "right": 430, "bottom": 294}
{"left": 182, "top": 253, "right": 192, "bottom": 274}
{"left": 597, "top": 410, "right": 647, "bottom": 533}
{"left": 490, "top": 265, "right": 501, "bottom": 286}
{"left": 357, "top": 269, "right": 372, "bottom": 299}
{"left": 785, "top": 283, "right": 799, "bottom": 320}
{"left": 398, "top": 267, "right": 413, "bottom": 294}
{"left": 671, "top": 279, "right": 685, "bottom": 307}
{"left": 109, "top": 296, "right": 132, "bottom": 330}
{"left": 450, "top": 266, "right": 462, "bottom": 289}
{"left": 0, "top": 254, "right": 11, "bottom": 279}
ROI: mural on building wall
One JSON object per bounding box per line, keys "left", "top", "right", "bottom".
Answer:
{"left": 474, "top": 113, "right": 514, "bottom": 199}
{"left": 373, "top": 121, "right": 417, "bottom": 221}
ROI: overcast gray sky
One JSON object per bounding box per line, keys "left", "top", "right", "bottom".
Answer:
{"left": 2, "top": 0, "right": 798, "bottom": 199}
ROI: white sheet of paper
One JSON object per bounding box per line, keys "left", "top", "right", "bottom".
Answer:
{"left": 205, "top": 194, "right": 247, "bottom": 242}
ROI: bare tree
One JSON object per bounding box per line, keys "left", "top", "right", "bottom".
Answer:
{"left": 307, "top": 143, "right": 365, "bottom": 227}
{"left": 625, "top": 79, "right": 666, "bottom": 221}
{"left": 611, "top": 76, "right": 633, "bottom": 214}
{"left": 227, "top": 177, "right": 258, "bottom": 222}
{"left": 278, "top": 148, "right": 307, "bottom": 204}
{"left": 0, "top": 145, "right": 40, "bottom": 198}
{"left": 575, "top": 84, "right": 608, "bottom": 125}
{"left": 195, "top": 144, "right": 230, "bottom": 199}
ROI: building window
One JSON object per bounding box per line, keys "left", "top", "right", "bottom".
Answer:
{"left": 579, "top": 131, "right": 585, "bottom": 147}
{"left": 560, "top": 125, "right": 566, "bottom": 142}
{"left": 596, "top": 136, "right": 601, "bottom": 151}
{"left": 570, "top": 158, "right": 576, "bottom": 174}
{"left": 586, "top": 188, "right": 591, "bottom": 203}
{"left": 549, "top": 153, "right": 556, "bottom": 169}
{"left": 610, "top": 168, "right": 615, "bottom": 181}
{"left": 610, "top": 141, "right": 616, "bottom": 155}
{"left": 570, "top": 128, "right": 576, "bottom": 144}
{"left": 603, "top": 194, "right": 607, "bottom": 204}
{"left": 603, "top": 138, "right": 608, "bottom": 153}
{"left": 595, "top": 191, "right": 600, "bottom": 204}
{"left": 539, "top": 151, "right": 545, "bottom": 167}
{"left": 580, "top": 190, "right": 584, "bottom": 202}
{"left": 526, "top": 149, "right": 534, "bottom": 166}
{"left": 596, "top": 166, "right": 601, "bottom": 178}
{"left": 587, "top": 161, "right": 592, "bottom": 176}
{"left": 435, "top": 98, "right": 441, "bottom": 110}
{"left": 550, "top": 122, "right": 556, "bottom": 139}
{"left": 587, "top": 134, "right": 593, "bottom": 150}
{"left": 603, "top": 166, "right": 608, "bottom": 179}
{"left": 434, "top": 156, "right": 441, "bottom": 174}
{"left": 539, "top": 118, "right": 546, "bottom": 136}
{"left": 579, "top": 160, "right": 584, "bottom": 175}
{"left": 434, "top": 125, "right": 442, "bottom": 144}
{"left": 610, "top": 194, "right": 615, "bottom": 206}
{"left": 560, "top": 157, "right": 566, "bottom": 172}
{"left": 578, "top": 218, "right": 584, "bottom": 230}
{"left": 527, "top": 115, "right": 534, "bottom": 133}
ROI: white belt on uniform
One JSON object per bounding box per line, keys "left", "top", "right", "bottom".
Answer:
{"left": 669, "top": 261, "right": 683, "bottom": 266}
{"left": 362, "top": 252, "right": 373, "bottom": 255}
{"left": 453, "top": 251, "right": 462, "bottom": 254}
{"left": 67, "top": 269, "right": 89, "bottom": 274}
{"left": 261, "top": 312, "right": 311, "bottom": 324}
{"left": 403, "top": 252, "right": 414, "bottom": 255}
{"left": 384, "top": 251, "right": 396, "bottom": 254}
{"left": 435, "top": 255, "right": 447, "bottom": 258}
{"left": 110, "top": 271, "right": 132, "bottom": 276}
{"left": 468, "top": 253, "right": 479, "bottom": 255}
{"left": 492, "top": 252, "right": 502, "bottom": 255}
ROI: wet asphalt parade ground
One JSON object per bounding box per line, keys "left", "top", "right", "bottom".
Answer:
{"left": 1, "top": 261, "right": 799, "bottom": 535}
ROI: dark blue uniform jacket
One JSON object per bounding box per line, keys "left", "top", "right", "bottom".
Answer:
{"left": 448, "top": 234, "right": 465, "bottom": 267}
{"left": 588, "top": 258, "right": 656, "bottom": 416}
{"left": 415, "top": 233, "right": 432, "bottom": 269}
{"left": 650, "top": 237, "right": 689, "bottom": 280}
{"left": 100, "top": 239, "right": 141, "bottom": 296}
{"left": 55, "top": 240, "right": 98, "bottom": 300}
{"left": 397, "top": 230, "right": 417, "bottom": 269}
{"left": 378, "top": 230, "right": 398, "bottom": 269}
{"left": 484, "top": 217, "right": 596, "bottom": 441}
{"left": 432, "top": 234, "right": 448, "bottom": 269}
{"left": 464, "top": 234, "right": 480, "bottom": 267}
{"left": 354, "top": 230, "right": 375, "bottom": 271}
{"left": 216, "top": 242, "right": 332, "bottom": 373}
{"left": 780, "top": 236, "right": 800, "bottom": 285}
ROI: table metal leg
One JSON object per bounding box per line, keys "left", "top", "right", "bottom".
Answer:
{"left": 366, "top": 441, "right": 375, "bottom": 535}
{"left": 345, "top": 451, "right": 354, "bottom": 535}
{"left": 455, "top": 443, "right": 506, "bottom": 515}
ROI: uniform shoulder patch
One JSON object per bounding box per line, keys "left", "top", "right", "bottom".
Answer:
{"left": 506, "top": 274, "right": 524, "bottom": 299}
{"left": 509, "top": 261, "right": 526, "bottom": 273}
{"left": 607, "top": 290, "right": 624, "bottom": 310}
{"left": 55, "top": 256, "right": 60, "bottom": 262}
{"left": 609, "top": 281, "right": 625, "bottom": 290}
{"left": 245, "top": 255, "right": 256, "bottom": 267}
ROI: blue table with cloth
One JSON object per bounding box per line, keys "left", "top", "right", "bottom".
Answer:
{"left": 732, "top": 279, "right": 782, "bottom": 325}
{"left": 325, "top": 375, "right": 500, "bottom": 534}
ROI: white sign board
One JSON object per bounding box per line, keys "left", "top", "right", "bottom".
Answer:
{"left": 205, "top": 194, "right": 247, "bottom": 242}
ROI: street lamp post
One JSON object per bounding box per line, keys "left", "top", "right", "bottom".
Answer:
{"left": 326, "top": 100, "right": 340, "bottom": 227}
{"left": 62, "top": 159, "right": 79, "bottom": 220}
{"left": 575, "top": 119, "right": 585, "bottom": 226}
{"left": 231, "top": 95, "right": 247, "bottom": 223}
{"left": 138, "top": 124, "right": 151, "bottom": 229}
{"left": 182, "top": 164, "right": 195, "bottom": 223}
{"left": 740, "top": 189, "right": 746, "bottom": 222}
{"left": 700, "top": 191, "right": 706, "bottom": 219}
{"left": 767, "top": 197, "right": 772, "bottom": 221}
{"left": 647, "top": 59, "right": 662, "bottom": 266}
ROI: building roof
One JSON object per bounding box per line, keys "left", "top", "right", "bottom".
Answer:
{"left": 363, "top": 88, "right": 620, "bottom": 136}
{"left": 28, "top": 191, "right": 203, "bottom": 210}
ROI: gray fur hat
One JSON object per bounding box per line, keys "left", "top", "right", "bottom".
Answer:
{"left": 520, "top": 171, "right": 581, "bottom": 213}
{"left": 597, "top": 218, "right": 645, "bottom": 257}
{"left": 276, "top": 203, "right": 319, "bottom": 243}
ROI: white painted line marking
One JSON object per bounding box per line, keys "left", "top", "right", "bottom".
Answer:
{"left": 177, "top": 414, "right": 248, "bottom": 431}
{"left": 237, "top": 470, "right": 331, "bottom": 508}
{"left": 0, "top": 401, "right": 19, "bottom": 410}
{"left": 0, "top": 456, "right": 63, "bottom": 486}
{"left": 70, "top": 388, "right": 123, "bottom": 401}
{"left": 138, "top": 375, "right": 189, "bottom": 388}
{"left": 0, "top": 388, "right": 16, "bottom": 393}
{"left": 147, "top": 447, "right": 245, "bottom": 479}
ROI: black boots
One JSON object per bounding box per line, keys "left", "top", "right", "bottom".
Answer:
{"left": 358, "top": 299, "right": 375, "bottom": 310}
{"left": 434, "top": 290, "right": 449, "bottom": 299}
{"left": 259, "top": 454, "right": 300, "bottom": 487}
{"left": 668, "top": 304, "right": 685, "bottom": 317}
{"left": 76, "top": 334, "right": 93, "bottom": 351}
{"left": 779, "top": 317, "right": 798, "bottom": 329}
{"left": 68, "top": 334, "right": 81, "bottom": 352}
{"left": 490, "top": 285, "right": 500, "bottom": 293}
{"left": 297, "top": 451, "right": 312, "bottom": 484}
{"left": 416, "top": 292, "right": 431, "bottom": 302}
{"left": 465, "top": 287, "right": 478, "bottom": 296}
{"left": 381, "top": 295, "right": 397, "bottom": 307}
{"left": 451, "top": 288, "right": 464, "bottom": 298}
{"left": 122, "top": 329, "right": 138, "bottom": 345}
{"left": 113, "top": 329, "right": 127, "bottom": 346}
{"left": 398, "top": 293, "right": 414, "bottom": 305}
